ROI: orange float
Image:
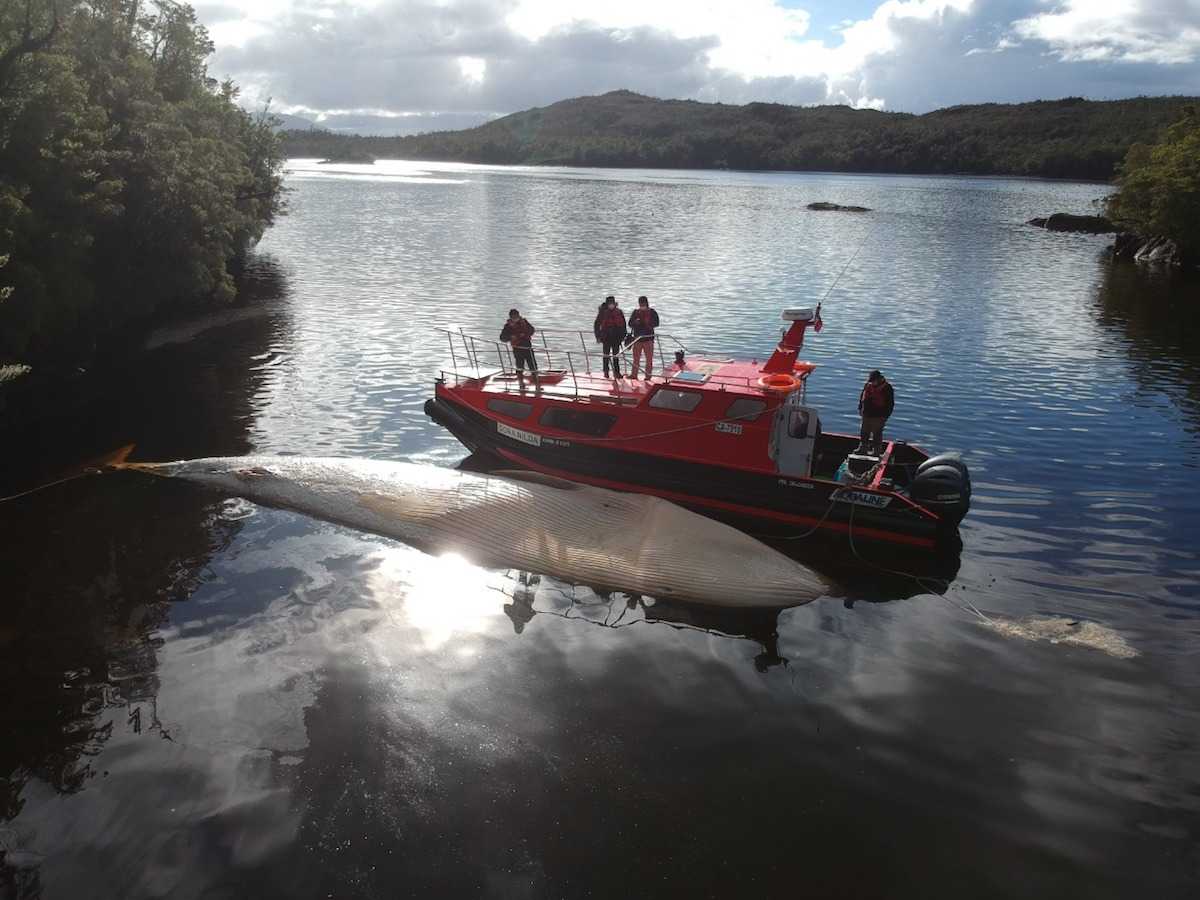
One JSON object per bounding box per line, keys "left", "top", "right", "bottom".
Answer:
{"left": 756, "top": 372, "right": 801, "bottom": 392}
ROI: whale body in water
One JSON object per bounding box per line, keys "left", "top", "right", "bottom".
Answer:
{"left": 120, "top": 456, "right": 830, "bottom": 608}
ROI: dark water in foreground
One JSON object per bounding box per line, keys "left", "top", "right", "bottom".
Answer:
{"left": 2, "top": 162, "right": 1199, "bottom": 898}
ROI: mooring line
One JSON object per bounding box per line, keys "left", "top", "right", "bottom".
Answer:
{"left": 845, "top": 503, "right": 993, "bottom": 624}
{"left": 0, "top": 471, "right": 96, "bottom": 504}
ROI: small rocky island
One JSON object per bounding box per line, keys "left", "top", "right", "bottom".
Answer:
{"left": 807, "top": 202, "right": 871, "bottom": 212}
{"left": 318, "top": 151, "right": 376, "bottom": 164}
{"left": 1026, "top": 213, "right": 1116, "bottom": 233}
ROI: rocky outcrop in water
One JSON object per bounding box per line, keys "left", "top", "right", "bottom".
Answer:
{"left": 1111, "top": 232, "right": 1187, "bottom": 266}
{"left": 807, "top": 202, "right": 871, "bottom": 212}
{"left": 1027, "top": 212, "right": 1117, "bottom": 233}
{"left": 1029, "top": 212, "right": 1193, "bottom": 268}
{"left": 318, "top": 152, "right": 376, "bottom": 164}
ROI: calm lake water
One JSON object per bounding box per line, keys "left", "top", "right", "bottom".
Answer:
{"left": 2, "top": 160, "right": 1199, "bottom": 898}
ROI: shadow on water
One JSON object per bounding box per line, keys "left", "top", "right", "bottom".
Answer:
{"left": 0, "top": 257, "right": 291, "bottom": 894}
{"left": 0, "top": 257, "right": 294, "bottom": 496}
{"left": 1092, "top": 261, "right": 1200, "bottom": 432}
{"left": 500, "top": 572, "right": 791, "bottom": 672}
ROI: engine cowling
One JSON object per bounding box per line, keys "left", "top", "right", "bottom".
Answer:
{"left": 911, "top": 455, "right": 971, "bottom": 525}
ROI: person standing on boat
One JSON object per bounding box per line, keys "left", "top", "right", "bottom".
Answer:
{"left": 500, "top": 308, "right": 538, "bottom": 377}
{"left": 593, "top": 296, "right": 627, "bottom": 378}
{"left": 858, "top": 369, "right": 894, "bottom": 454}
{"left": 628, "top": 295, "right": 660, "bottom": 380}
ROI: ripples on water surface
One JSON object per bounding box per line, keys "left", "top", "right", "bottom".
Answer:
{"left": 1, "top": 159, "right": 1198, "bottom": 898}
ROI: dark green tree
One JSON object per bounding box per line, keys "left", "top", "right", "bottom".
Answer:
{"left": 1106, "top": 107, "right": 1200, "bottom": 256}
{"left": 0, "top": 0, "right": 285, "bottom": 367}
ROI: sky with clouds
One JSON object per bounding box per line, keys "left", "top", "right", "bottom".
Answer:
{"left": 194, "top": 0, "right": 1200, "bottom": 133}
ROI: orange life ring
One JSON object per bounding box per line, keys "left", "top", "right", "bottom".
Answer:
{"left": 757, "top": 372, "right": 801, "bottom": 392}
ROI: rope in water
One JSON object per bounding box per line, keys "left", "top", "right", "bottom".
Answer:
{"left": 845, "top": 503, "right": 992, "bottom": 623}
{"left": 0, "top": 470, "right": 98, "bottom": 504}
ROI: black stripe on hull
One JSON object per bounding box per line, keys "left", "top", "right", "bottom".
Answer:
{"left": 426, "top": 395, "right": 952, "bottom": 550}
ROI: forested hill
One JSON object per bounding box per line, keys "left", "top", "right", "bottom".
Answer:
{"left": 282, "top": 90, "right": 1198, "bottom": 181}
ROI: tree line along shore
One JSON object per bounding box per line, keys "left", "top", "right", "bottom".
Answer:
{"left": 282, "top": 90, "right": 1196, "bottom": 183}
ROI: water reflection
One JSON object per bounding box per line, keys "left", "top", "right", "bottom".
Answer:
{"left": 3, "top": 168, "right": 1200, "bottom": 898}
{"left": 499, "top": 572, "right": 789, "bottom": 672}
{"left": 1092, "top": 261, "right": 1200, "bottom": 432}
{"left": 0, "top": 260, "right": 292, "bottom": 891}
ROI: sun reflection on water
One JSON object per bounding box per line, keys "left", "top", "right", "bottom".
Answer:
{"left": 370, "top": 547, "right": 505, "bottom": 652}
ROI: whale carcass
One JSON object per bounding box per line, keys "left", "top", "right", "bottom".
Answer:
{"left": 120, "top": 457, "right": 830, "bottom": 608}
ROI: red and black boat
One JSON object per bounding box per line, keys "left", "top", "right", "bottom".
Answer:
{"left": 424, "top": 308, "right": 970, "bottom": 552}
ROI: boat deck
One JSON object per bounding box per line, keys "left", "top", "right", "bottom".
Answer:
{"left": 479, "top": 370, "right": 660, "bottom": 405}
{"left": 436, "top": 327, "right": 814, "bottom": 407}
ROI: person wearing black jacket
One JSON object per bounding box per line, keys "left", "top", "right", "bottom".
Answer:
{"left": 628, "top": 295, "right": 660, "bottom": 380}
{"left": 857, "top": 369, "right": 895, "bottom": 454}
{"left": 500, "top": 308, "right": 537, "bottom": 377}
{"left": 593, "top": 296, "right": 627, "bottom": 378}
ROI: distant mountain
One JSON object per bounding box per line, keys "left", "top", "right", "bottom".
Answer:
{"left": 272, "top": 113, "right": 321, "bottom": 132}
{"left": 280, "top": 90, "right": 1200, "bottom": 181}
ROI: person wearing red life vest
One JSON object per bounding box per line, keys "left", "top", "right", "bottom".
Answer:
{"left": 857, "top": 369, "right": 895, "bottom": 454}
{"left": 499, "top": 308, "right": 538, "bottom": 378}
{"left": 628, "top": 295, "right": 660, "bottom": 380}
{"left": 593, "top": 296, "right": 627, "bottom": 378}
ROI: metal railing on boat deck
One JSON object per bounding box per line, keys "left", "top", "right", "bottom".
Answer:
{"left": 434, "top": 326, "right": 813, "bottom": 399}
{"left": 434, "top": 327, "right": 688, "bottom": 397}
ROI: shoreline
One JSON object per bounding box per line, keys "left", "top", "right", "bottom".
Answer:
{"left": 286, "top": 155, "right": 1117, "bottom": 186}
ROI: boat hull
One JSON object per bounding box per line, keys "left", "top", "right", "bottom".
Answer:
{"left": 426, "top": 393, "right": 956, "bottom": 552}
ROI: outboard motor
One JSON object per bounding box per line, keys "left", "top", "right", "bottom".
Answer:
{"left": 911, "top": 452, "right": 971, "bottom": 525}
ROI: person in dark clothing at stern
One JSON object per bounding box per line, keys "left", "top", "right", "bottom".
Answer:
{"left": 857, "top": 369, "right": 895, "bottom": 454}
{"left": 500, "top": 308, "right": 538, "bottom": 378}
{"left": 628, "top": 295, "right": 660, "bottom": 380}
{"left": 593, "top": 296, "right": 627, "bottom": 378}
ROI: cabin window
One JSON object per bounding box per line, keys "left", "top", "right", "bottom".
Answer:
{"left": 725, "top": 398, "right": 766, "bottom": 422}
{"left": 487, "top": 398, "right": 533, "bottom": 420}
{"left": 648, "top": 388, "right": 703, "bottom": 413}
{"left": 539, "top": 406, "right": 617, "bottom": 437}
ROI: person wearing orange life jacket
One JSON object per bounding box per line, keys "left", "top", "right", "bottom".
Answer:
{"left": 499, "top": 308, "right": 538, "bottom": 378}
{"left": 628, "top": 295, "right": 660, "bottom": 380}
{"left": 593, "top": 295, "right": 627, "bottom": 378}
{"left": 857, "top": 369, "right": 895, "bottom": 454}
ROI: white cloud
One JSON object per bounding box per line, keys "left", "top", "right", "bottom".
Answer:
{"left": 1013, "top": 0, "right": 1200, "bottom": 65}
{"left": 195, "top": 0, "right": 1200, "bottom": 130}
{"left": 505, "top": 0, "right": 815, "bottom": 78}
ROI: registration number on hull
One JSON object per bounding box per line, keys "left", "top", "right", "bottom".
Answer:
{"left": 498, "top": 422, "right": 542, "bottom": 447}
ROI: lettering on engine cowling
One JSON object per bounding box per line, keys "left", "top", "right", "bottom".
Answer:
{"left": 830, "top": 488, "right": 892, "bottom": 508}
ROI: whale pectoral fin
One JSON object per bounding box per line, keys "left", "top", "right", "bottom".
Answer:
{"left": 492, "top": 470, "right": 584, "bottom": 491}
